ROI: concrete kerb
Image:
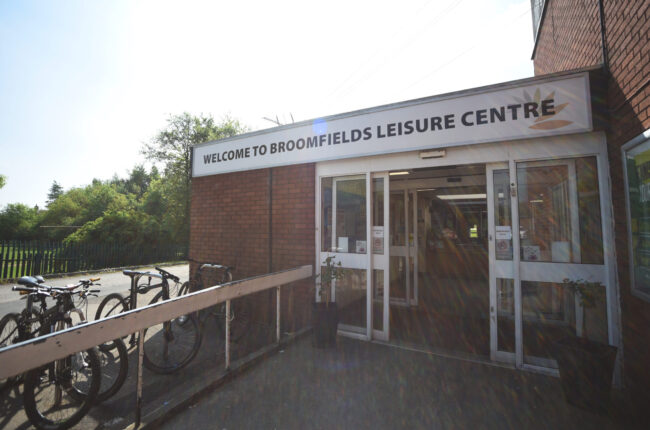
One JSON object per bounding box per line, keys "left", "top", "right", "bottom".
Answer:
{"left": 125, "top": 327, "right": 313, "bottom": 430}
{"left": 0, "top": 260, "right": 188, "bottom": 284}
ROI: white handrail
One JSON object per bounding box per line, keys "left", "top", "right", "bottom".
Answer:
{"left": 0, "top": 265, "right": 312, "bottom": 380}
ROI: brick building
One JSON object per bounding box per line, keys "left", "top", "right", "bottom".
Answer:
{"left": 532, "top": 0, "right": 649, "bottom": 413}
{"left": 189, "top": 0, "right": 648, "bottom": 413}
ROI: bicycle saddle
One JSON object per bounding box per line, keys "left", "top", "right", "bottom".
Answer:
{"left": 17, "top": 276, "right": 40, "bottom": 287}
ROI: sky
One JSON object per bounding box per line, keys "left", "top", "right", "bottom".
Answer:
{"left": 0, "top": 0, "right": 534, "bottom": 208}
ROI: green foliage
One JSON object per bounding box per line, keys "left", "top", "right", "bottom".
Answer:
{"left": 0, "top": 113, "right": 247, "bottom": 249}
{"left": 0, "top": 203, "right": 39, "bottom": 240}
{"left": 0, "top": 174, "right": 6, "bottom": 189}
{"left": 316, "top": 256, "right": 346, "bottom": 303}
{"left": 141, "top": 113, "right": 248, "bottom": 243}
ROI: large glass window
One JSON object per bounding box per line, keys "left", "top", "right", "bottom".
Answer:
{"left": 624, "top": 135, "right": 650, "bottom": 299}
{"left": 517, "top": 157, "right": 603, "bottom": 263}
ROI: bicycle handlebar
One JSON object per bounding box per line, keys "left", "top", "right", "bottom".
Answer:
{"left": 155, "top": 267, "right": 180, "bottom": 283}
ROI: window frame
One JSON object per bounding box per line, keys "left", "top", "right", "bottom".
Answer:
{"left": 622, "top": 129, "right": 650, "bottom": 302}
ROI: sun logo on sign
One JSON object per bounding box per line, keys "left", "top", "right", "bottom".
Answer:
{"left": 514, "top": 88, "right": 573, "bottom": 130}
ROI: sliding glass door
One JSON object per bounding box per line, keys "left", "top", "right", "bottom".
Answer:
{"left": 489, "top": 157, "right": 609, "bottom": 371}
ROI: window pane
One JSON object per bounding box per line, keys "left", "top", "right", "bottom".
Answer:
{"left": 625, "top": 139, "right": 650, "bottom": 295}
{"left": 517, "top": 157, "right": 603, "bottom": 264}
{"left": 337, "top": 268, "right": 367, "bottom": 329}
{"left": 497, "top": 278, "right": 515, "bottom": 353}
{"left": 372, "top": 178, "right": 384, "bottom": 254}
{"left": 576, "top": 157, "right": 603, "bottom": 264}
{"left": 321, "top": 177, "right": 333, "bottom": 252}
{"left": 522, "top": 280, "right": 608, "bottom": 366}
{"left": 335, "top": 178, "right": 367, "bottom": 253}
{"left": 372, "top": 269, "right": 384, "bottom": 331}
{"left": 493, "top": 170, "right": 513, "bottom": 260}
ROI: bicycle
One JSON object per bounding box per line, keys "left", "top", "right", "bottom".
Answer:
{"left": 0, "top": 277, "right": 129, "bottom": 404}
{"left": 6, "top": 277, "right": 101, "bottom": 430}
{"left": 94, "top": 267, "right": 201, "bottom": 374}
{"left": 178, "top": 261, "right": 251, "bottom": 343}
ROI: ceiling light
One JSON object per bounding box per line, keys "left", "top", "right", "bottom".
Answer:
{"left": 437, "top": 193, "right": 487, "bottom": 200}
{"left": 389, "top": 171, "right": 410, "bottom": 176}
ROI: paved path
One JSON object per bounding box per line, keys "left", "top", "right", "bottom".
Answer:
{"left": 160, "top": 336, "right": 637, "bottom": 430}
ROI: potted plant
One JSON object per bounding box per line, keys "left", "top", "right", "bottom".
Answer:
{"left": 553, "top": 279, "right": 617, "bottom": 412}
{"left": 312, "top": 256, "right": 345, "bottom": 348}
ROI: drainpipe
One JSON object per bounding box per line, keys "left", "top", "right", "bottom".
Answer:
{"left": 598, "top": 0, "right": 608, "bottom": 73}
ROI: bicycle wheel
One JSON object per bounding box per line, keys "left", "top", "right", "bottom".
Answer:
{"left": 23, "top": 347, "right": 101, "bottom": 430}
{"left": 177, "top": 281, "right": 191, "bottom": 297}
{"left": 215, "top": 297, "right": 252, "bottom": 342}
{"left": 95, "top": 293, "right": 128, "bottom": 351}
{"left": 95, "top": 337, "right": 128, "bottom": 403}
{"left": 142, "top": 292, "right": 202, "bottom": 374}
{"left": 0, "top": 313, "right": 20, "bottom": 391}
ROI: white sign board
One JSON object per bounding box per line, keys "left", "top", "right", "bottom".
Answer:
{"left": 193, "top": 74, "right": 592, "bottom": 177}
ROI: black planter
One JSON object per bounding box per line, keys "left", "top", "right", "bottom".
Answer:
{"left": 553, "top": 337, "right": 618, "bottom": 412}
{"left": 312, "top": 302, "right": 338, "bottom": 348}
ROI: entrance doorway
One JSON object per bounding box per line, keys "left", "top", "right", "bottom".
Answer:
{"left": 388, "top": 164, "right": 490, "bottom": 356}
{"left": 316, "top": 134, "right": 617, "bottom": 373}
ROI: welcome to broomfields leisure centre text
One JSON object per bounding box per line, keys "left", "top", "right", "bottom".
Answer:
{"left": 201, "top": 99, "right": 556, "bottom": 165}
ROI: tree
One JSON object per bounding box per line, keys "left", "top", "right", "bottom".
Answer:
{"left": 141, "top": 113, "right": 248, "bottom": 243}
{"left": 0, "top": 203, "right": 39, "bottom": 240}
{"left": 46, "top": 181, "right": 64, "bottom": 206}
{"left": 0, "top": 174, "right": 6, "bottom": 189}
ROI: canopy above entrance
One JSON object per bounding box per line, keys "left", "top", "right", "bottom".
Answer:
{"left": 192, "top": 70, "right": 593, "bottom": 177}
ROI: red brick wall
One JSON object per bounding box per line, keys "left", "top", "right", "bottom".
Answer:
{"left": 189, "top": 164, "right": 315, "bottom": 332}
{"left": 533, "top": 0, "right": 650, "bottom": 411}
{"left": 533, "top": 0, "right": 602, "bottom": 75}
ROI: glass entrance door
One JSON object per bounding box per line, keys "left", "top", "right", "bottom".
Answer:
{"left": 488, "top": 157, "right": 609, "bottom": 370}
{"left": 320, "top": 175, "right": 369, "bottom": 335}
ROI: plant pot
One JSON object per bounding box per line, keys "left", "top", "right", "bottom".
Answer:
{"left": 552, "top": 337, "right": 618, "bottom": 412}
{"left": 312, "top": 302, "right": 338, "bottom": 348}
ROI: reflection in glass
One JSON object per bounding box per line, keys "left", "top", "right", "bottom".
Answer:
{"left": 390, "top": 256, "right": 407, "bottom": 301}
{"left": 321, "top": 176, "right": 367, "bottom": 254}
{"left": 373, "top": 270, "right": 383, "bottom": 331}
{"left": 522, "top": 280, "right": 608, "bottom": 366}
{"left": 336, "top": 268, "right": 367, "bottom": 330}
{"left": 373, "top": 178, "right": 384, "bottom": 255}
{"left": 321, "top": 177, "right": 333, "bottom": 252}
{"left": 335, "top": 178, "right": 367, "bottom": 253}
{"left": 517, "top": 157, "right": 603, "bottom": 263}
{"left": 497, "top": 278, "right": 515, "bottom": 353}
{"left": 493, "top": 170, "right": 513, "bottom": 260}
{"left": 625, "top": 140, "right": 650, "bottom": 294}
{"left": 517, "top": 163, "right": 572, "bottom": 262}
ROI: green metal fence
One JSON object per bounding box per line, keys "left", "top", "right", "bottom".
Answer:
{"left": 0, "top": 241, "right": 187, "bottom": 281}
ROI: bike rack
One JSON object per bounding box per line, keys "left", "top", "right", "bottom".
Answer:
{"left": 0, "top": 265, "right": 313, "bottom": 429}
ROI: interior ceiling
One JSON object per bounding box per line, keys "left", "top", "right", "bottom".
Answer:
{"left": 391, "top": 163, "right": 486, "bottom": 180}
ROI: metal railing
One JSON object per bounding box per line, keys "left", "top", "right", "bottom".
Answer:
{"left": 0, "top": 264, "right": 313, "bottom": 428}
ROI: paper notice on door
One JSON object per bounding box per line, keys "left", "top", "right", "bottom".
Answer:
{"left": 338, "top": 237, "right": 348, "bottom": 253}
{"left": 495, "top": 226, "right": 512, "bottom": 240}
{"left": 372, "top": 226, "right": 384, "bottom": 254}
{"left": 356, "top": 240, "right": 367, "bottom": 253}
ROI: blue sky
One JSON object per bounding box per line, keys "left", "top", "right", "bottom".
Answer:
{"left": 0, "top": 0, "right": 534, "bottom": 208}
